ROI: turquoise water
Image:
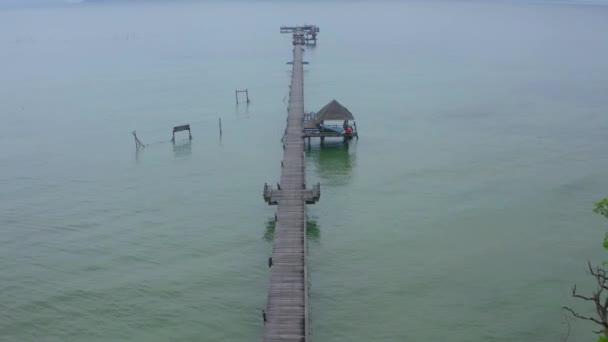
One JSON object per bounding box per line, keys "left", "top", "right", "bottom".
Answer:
{"left": 1, "top": 1, "right": 608, "bottom": 341}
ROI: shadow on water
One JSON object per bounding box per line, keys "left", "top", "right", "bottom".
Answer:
{"left": 234, "top": 102, "right": 251, "bottom": 117}
{"left": 135, "top": 148, "right": 142, "bottom": 163}
{"left": 264, "top": 216, "right": 320, "bottom": 243}
{"left": 173, "top": 140, "right": 192, "bottom": 158}
{"left": 307, "top": 140, "right": 355, "bottom": 186}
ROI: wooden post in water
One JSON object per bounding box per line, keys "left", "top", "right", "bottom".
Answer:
{"left": 172, "top": 124, "right": 192, "bottom": 143}
{"left": 235, "top": 89, "right": 251, "bottom": 104}
{"left": 219, "top": 118, "right": 223, "bottom": 137}
{"left": 132, "top": 130, "right": 145, "bottom": 150}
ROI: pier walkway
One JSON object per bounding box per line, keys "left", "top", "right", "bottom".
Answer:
{"left": 262, "top": 30, "right": 318, "bottom": 342}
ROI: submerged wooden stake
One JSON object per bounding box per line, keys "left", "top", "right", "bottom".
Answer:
{"left": 132, "top": 130, "right": 145, "bottom": 150}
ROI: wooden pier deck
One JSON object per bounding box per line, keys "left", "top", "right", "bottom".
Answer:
{"left": 263, "top": 32, "right": 317, "bottom": 342}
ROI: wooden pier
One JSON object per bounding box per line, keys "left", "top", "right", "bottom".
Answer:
{"left": 262, "top": 29, "right": 319, "bottom": 342}
{"left": 280, "top": 25, "right": 319, "bottom": 45}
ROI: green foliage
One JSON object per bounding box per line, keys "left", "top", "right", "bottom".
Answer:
{"left": 595, "top": 199, "right": 608, "bottom": 250}
{"left": 597, "top": 199, "right": 608, "bottom": 340}
{"left": 594, "top": 198, "right": 608, "bottom": 219}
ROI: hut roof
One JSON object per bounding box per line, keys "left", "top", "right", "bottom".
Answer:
{"left": 315, "top": 100, "right": 354, "bottom": 121}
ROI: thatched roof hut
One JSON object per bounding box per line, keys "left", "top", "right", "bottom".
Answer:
{"left": 314, "top": 100, "right": 354, "bottom": 121}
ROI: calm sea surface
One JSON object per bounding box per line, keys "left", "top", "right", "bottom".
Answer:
{"left": 1, "top": 1, "right": 608, "bottom": 341}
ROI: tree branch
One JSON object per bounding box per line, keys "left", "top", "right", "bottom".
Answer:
{"left": 562, "top": 306, "right": 604, "bottom": 326}
{"left": 572, "top": 285, "right": 595, "bottom": 301}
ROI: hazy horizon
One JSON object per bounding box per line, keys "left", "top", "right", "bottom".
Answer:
{"left": 3, "top": 0, "right": 608, "bottom": 8}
